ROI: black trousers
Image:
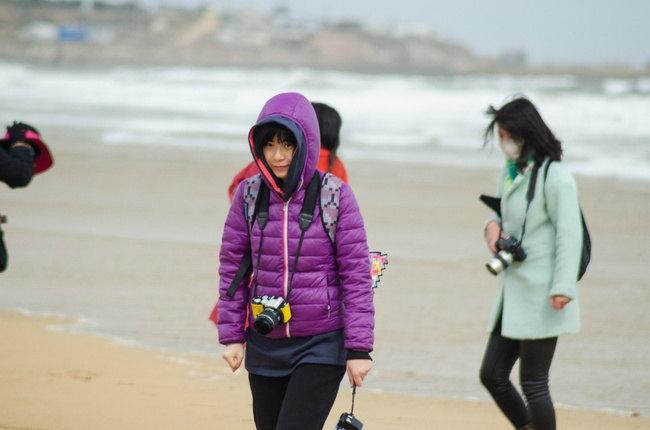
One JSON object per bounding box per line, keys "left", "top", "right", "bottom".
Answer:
{"left": 480, "top": 318, "right": 558, "bottom": 430}
{"left": 248, "top": 363, "right": 346, "bottom": 430}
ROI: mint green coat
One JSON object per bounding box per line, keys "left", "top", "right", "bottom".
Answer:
{"left": 488, "top": 159, "right": 582, "bottom": 339}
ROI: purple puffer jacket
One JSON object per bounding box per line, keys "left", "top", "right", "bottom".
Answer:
{"left": 216, "top": 92, "right": 374, "bottom": 352}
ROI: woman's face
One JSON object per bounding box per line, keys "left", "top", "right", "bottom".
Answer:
{"left": 497, "top": 126, "right": 522, "bottom": 160}
{"left": 263, "top": 135, "right": 295, "bottom": 179}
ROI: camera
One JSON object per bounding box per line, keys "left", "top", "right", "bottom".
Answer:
{"left": 335, "top": 413, "right": 363, "bottom": 430}
{"left": 486, "top": 236, "right": 527, "bottom": 276}
{"left": 251, "top": 295, "right": 291, "bottom": 335}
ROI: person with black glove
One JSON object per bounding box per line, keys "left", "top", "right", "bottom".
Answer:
{"left": 0, "top": 121, "right": 53, "bottom": 271}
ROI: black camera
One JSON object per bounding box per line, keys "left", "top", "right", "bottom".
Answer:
{"left": 486, "top": 236, "right": 527, "bottom": 276}
{"left": 335, "top": 412, "right": 363, "bottom": 430}
{"left": 251, "top": 296, "right": 292, "bottom": 335}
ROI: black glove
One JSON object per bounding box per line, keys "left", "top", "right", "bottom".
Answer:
{"left": 3, "top": 121, "right": 42, "bottom": 156}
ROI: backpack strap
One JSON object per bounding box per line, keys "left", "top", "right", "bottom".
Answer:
{"left": 286, "top": 172, "right": 321, "bottom": 300}
{"left": 226, "top": 253, "right": 251, "bottom": 298}
{"left": 320, "top": 172, "right": 343, "bottom": 244}
{"left": 299, "top": 171, "right": 321, "bottom": 231}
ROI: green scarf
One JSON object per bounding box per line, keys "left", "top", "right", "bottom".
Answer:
{"left": 503, "top": 157, "right": 534, "bottom": 191}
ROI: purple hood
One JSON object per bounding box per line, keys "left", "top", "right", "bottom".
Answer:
{"left": 248, "top": 92, "right": 320, "bottom": 200}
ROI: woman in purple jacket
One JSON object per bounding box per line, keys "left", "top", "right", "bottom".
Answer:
{"left": 215, "top": 92, "right": 374, "bottom": 430}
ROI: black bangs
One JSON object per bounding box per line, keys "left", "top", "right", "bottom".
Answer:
{"left": 252, "top": 122, "right": 297, "bottom": 153}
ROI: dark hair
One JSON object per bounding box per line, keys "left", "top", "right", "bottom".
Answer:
{"left": 312, "top": 102, "right": 342, "bottom": 171}
{"left": 483, "top": 96, "right": 562, "bottom": 167}
{"left": 252, "top": 122, "right": 297, "bottom": 152}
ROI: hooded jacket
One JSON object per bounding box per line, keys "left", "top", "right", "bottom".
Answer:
{"left": 216, "top": 92, "right": 374, "bottom": 352}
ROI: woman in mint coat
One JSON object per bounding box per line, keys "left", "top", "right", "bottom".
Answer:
{"left": 479, "top": 97, "right": 582, "bottom": 430}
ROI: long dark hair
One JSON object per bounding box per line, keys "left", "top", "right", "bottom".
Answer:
{"left": 312, "top": 102, "right": 342, "bottom": 171}
{"left": 483, "top": 96, "right": 562, "bottom": 167}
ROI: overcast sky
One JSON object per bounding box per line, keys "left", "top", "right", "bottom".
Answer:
{"left": 114, "top": 0, "right": 650, "bottom": 66}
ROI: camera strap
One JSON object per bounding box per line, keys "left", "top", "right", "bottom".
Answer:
{"left": 350, "top": 386, "right": 357, "bottom": 415}
{"left": 519, "top": 162, "right": 541, "bottom": 242}
{"left": 500, "top": 162, "right": 541, "bottom": 244}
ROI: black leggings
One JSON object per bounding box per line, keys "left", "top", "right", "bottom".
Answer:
{"left": 248, "top": 363, "right": 346, "bottom": 430}
{"left": 480, "top": 319, "right": 558, "bottom": 430}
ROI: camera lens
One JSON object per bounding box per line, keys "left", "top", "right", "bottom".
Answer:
{"left": 486, "top": 250, "right": 514, "bottom": 276}
{"left": 254, "top": 308, "right": 281, "bottom": 335}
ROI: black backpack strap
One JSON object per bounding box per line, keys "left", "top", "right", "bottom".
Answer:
{"left": 226, "top": 252, "right": 251, "bottom": 297}
{"left": 299, "top": 172, "right": 321, "bottom": 232}
{"left": 286, "top": 172, "right": 321, "bottom": 301}
{"left": 255, "top": 182, "right": 270, "bottom": 230}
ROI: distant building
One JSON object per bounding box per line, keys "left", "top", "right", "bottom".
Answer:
{"left": 20, "top": 20, "right": 115, "bottom": 45}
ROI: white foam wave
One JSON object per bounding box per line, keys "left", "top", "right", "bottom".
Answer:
{"left": 1, "top": 62, "right": 649, "bottom": 181}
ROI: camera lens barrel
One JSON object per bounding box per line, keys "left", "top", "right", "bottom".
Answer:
{"left": 253, "top": 308, "right": 282, "bottom": 335}
{"left": 486, "top": 251, "right": 514, "bottom": 276}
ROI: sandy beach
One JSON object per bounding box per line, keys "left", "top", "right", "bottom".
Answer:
{"left": 2, "top": 310, "right": 649, "bottom": 430}
{"left": 1, "top": 141, "right": 649, "bottom": 429}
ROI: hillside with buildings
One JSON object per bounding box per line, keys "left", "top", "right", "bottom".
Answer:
{"left": 0, "top": 0, "right": 646, "bottom": 77}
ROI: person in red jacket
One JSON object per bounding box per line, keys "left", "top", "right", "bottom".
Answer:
{"left": 228, "top": 102, "right": 348, "bottom": 201}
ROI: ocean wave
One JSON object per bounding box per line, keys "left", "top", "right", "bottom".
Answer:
{"left": 1, "top": 62, "right": 649, "bottom": 181}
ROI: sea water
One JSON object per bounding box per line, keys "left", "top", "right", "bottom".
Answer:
{"left": 1, "top": 62, "right": 649, "bottom": 180}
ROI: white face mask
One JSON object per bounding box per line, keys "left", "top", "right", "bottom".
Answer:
{"left": 499, "top": 137, "right": 522, "bottom": 160}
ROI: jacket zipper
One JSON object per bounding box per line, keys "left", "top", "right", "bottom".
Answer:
{"left": 282, "top": 199, "right": 291, "bottom": 338}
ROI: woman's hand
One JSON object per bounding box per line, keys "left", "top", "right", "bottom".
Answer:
{"left": 485, "top": 220, "right": 502, "bottom": 255}
{"left": 222, "top": 343, "right": 244, "bottom": 372}
{"left": 550, "top": 295, "right": 571, "bottom": 310}
{"left": 346, "top": 359, "right": 372, "bottom": 387}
